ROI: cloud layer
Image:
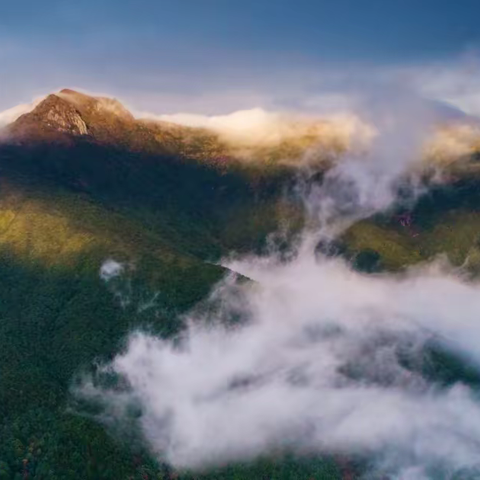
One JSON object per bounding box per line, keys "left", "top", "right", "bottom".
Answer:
{"left": 145, "top": 108, "right": 376, "bottom": 150}
{"left": 0, "top": 96, "right": 42, "bottom": 128}
{"left": 87, "top": 258, "right": 480, "bottom": 479}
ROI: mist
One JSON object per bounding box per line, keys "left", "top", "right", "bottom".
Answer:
{"left": 141, "top": 88, "right": 479, "bottom": 169}
{"left": 83, "top": 258, "right": 480, "bottom": 478}
{"left": 75, "top": 89, "right": 480, "bottom": 479}
{"left": 146, "top": 108, "right": 376, "bottom": 151}
{"left": 0, "top": 96, "right": 43, "bottom": 129}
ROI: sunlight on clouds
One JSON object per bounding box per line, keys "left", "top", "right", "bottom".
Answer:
{"left": 0, "top": 96, "right": 44, "bottom": 128}
{"left": 146, "top": 108, "right": 376, "bottom": 151}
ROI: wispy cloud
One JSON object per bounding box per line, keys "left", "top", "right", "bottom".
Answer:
{"left": 82, "top": 260, "right": 480, "bottom": 478}
{"left": 0, "top": 96, "right": 43, "bottom": 128}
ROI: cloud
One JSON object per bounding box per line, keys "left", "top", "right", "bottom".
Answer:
{"left": 100, "top": 259, "right": 125, "bottom": 281}
{"left": 398, "top": 55, "right": 480, "bottom": 118}
{"left": 136, "top": 76, "right": 479, "bottom": 168}
{"left": 117, "top": 57, "right": 480, "bottom": 119}
{"left": 424, "top": 122, "right": 480, "bottom": 163}
{"left": 99, "top": 259, "right": 133, "bottom": 308}
{"left": 79, "top": 256, "right": 480, "bottom": 478}
{"left": 144, "top": 108, "right": 376, "bottom": 152}
{"left": 0, "top": 96, "right": 43, "bottom": 128}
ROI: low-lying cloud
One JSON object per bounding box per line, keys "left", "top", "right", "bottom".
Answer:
{"left": 140, "top": 90, "right": 479, "bottom": 169}
{"left": 80, "top": 255, "right": 480, "bottom": 478}
{"left": 145, "top": 108, "right": 376, "bottom": 151}
{"left": 424, "top": 122, "right": 480, "bottom": 163}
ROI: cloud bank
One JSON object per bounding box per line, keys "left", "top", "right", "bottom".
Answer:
{"left": 82, "top": 258, "right": 480, "bottom": 478}
{"left": 144, "top": 108, "right": 376, "bottom": 151}
{"left": 139, "top": 84, "right": 479, "bottom": 167}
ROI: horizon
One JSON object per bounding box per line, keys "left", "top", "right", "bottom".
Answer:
{"left": 1, "top": 79, "right": 479, "bottom": 124}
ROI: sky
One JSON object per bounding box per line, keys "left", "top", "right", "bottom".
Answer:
{"left": 2, "top": 0, "right": 480, "bottom": 114}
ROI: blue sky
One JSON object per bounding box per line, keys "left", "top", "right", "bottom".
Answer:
{"left": 2, "top": 0, "right": 480, "bottom": 114}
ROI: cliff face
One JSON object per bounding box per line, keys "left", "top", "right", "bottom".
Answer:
{"left": 8, "top": 94, "right": 88, "bottom": 141}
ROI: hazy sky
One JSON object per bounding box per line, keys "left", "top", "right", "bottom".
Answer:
{"left": 2, "top": 0, "right": 480, "bottom": 114}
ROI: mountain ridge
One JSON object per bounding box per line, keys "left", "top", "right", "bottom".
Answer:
{"left": 4, "top": 88, "right": 480, "bottom": 172}
{"left": 5, "top": 90, "right": 177, "bottom": 155}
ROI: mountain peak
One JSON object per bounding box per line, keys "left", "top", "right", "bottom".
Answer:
{"left": 5, "top": 89, "right": 138, "bottom": 145}
{"left": 8, "top": 94, "right": 88, "bottom": 142}
{"left": 57, "top": 89, "right": 134, "bottom": 122}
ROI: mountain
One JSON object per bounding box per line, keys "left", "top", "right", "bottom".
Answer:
{"left": 2, "top": 90, "right": 301, "bottom": 253}
{"left": 4, "top": 89, "right": 369, "bottom": 167}
{"left": 6, "top": 89, "right": 184, "bottom": 155}
{"left": 1, "top": 89, "right": 480, "bottom": 479}
{"left": 0, "top": 90, "right": 308, "bottom": 480}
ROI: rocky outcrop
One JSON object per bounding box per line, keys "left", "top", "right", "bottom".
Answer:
{"left": 8, "top": 94, "right": 88, "bottom": 142}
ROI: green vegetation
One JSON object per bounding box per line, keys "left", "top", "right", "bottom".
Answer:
{"left": 180, "top": 455, "right": 342, "bottom": 480}
{"left": 342, "top": 179, "right": 480, "bottom": 273}
{"left": 0, "top": 179, "right": 229, "bottom": 479}
{"left": 0, "top": 136, "right": 308, "bottom": 479}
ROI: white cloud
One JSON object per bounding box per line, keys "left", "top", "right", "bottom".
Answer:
{"left": 399, "top": 56, "right": 480, "bottom": 118}
{"left": 424, "top": 123, "right": 480, "bottom": 162}
{"left": 0, "top": 96, "right": 43, "bottom": 128}
{"left": 99, "top": 259, "right": 125, "bottom": 281}
{"left": 80, "top": 256, "right": 480, "bottom": 478}
{"left": 133, "top": 67, "right": 480, "bottom": 166}
{"left": 144, "top": 107, "right": 376, "bottom": 151}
